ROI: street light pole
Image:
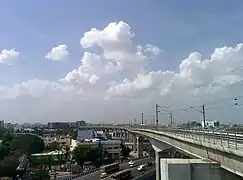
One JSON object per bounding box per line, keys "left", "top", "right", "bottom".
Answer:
{"left": 202, "top": 104, "right": 206, "bottom": 129}
{"left": 169, "top": 112, "right": 173, "bottom": 127}
{"left": 189, "top": 104, "right": 206, "bottom": 129}
{"left": 155, "top": 104, "right": 159, "bottom": 128}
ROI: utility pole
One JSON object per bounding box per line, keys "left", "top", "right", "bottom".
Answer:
{"left": 155, "top": 104, "right": 159, "bottom": 128}
{"left": 169, "top": 112, "right": 173, "bottom": 127}
{"left": 202, "top": 104, "right": 206, "bottom": 129}
{"left": 141, "top": 112, "right": 144, "bottom": 125}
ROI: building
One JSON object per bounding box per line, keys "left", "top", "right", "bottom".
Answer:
{"left": 48, "top": 122, "right": 70, "bottom": 129}
{"left": 181, "top": 121, "right": 201, "bottom": 128}
{"left": 77, "top": 129, "right": 93, "bottom": 141}
{"left": 202, "top": 120, "right": 220, "bottom": 129}
{"left": 0, "top": 120, "right": 4, "bottom": 128}
{"left": 30, "top": 151, "right": 65, "bottom": 166}
{"left": 76, "top": 121, "right": 86, "bottom": 128}
{"left": 71, "top": 139, "right": 122, "bottom": 161}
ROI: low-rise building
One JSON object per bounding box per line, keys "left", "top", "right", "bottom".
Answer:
{"left": 71, "top": 139, "right": 122, "bottom": 161}
{"left": 202, "top": 120, "right": 220, "bottom": 129}
{"left": 77, "top": 129, "right": 93, "bottom": 141}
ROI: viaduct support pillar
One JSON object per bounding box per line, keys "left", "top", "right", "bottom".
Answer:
{"left": 137, "top": 136, "right": 144, "bottom": 158}
{"left": 132, "top": 135, "right": 137, "bottom": 152}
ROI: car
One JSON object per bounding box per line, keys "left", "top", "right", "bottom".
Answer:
{"left": 100, "top": 172, "right": 108, "bottom": 178}
{"left": 128, "top": 161, "right": 134, "bottom": 165}
{"left": 137, "top": 164, "right": 146, "bottom": 171}
{"left": 129, "top": 161, "right": 136, "bottom": 167}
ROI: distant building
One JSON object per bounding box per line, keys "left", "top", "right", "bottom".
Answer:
{"left": 48, "top": 122, "right": 69, "bottom": 129}
{"left": 5, "top": 123, "right": 14, "bottom": 129}
{"left": 77, "top": 129, "right": 93, "bottom": 141}
{"left": 182, "top": 121, "right": 201, "bottom": 128}
{"left": 76, "top": 121, "right": 86, "bottom": 128}
{"left": 202, "top": 120, "right": 219, "bottom": 129}
{"left": 0, "top": 120, "right": 4, "bottom": 128}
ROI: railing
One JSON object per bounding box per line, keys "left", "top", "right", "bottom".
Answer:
{"left": 55, "top": 168, "right": 100, "bottom": 180}
{"left": 133, "top": 127, "right": 243, "bottom": 150}
{"left": 80, "top": 124, "right": 243, "bottom": 150}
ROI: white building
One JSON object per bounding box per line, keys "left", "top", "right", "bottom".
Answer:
{"left": 202, "top": 120, "right": 220, "bottom": 129}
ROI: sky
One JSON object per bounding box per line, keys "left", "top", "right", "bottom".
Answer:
{"left": 1, "top": 0, "right": 243, "bottom": 124}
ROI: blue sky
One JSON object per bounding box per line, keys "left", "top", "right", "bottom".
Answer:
{"left": 1, "top": 1, "right": 243, "bottom": 123}
{"left": 1, "top": 0, "right": 243, "bottom": 85}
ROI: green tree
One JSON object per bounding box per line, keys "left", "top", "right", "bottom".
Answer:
{"left": 2, "top": 133, "right": 13, "bottom": 147}
{"left": 0, "top": 156, "right": 19, "bottom": 178}
{"left": 31, "top": 169, "right": 50, "bottom": 180}
{"left": 45, "top": 141, "right": 61, "bottom": 151}
{"left": 0, "top": 134, "right": 13, "bottom": 160}
{"left": 71, "top": 129, "right": 77, "bottom": 140}
{"left": 72, "top": 144, "right": 89, "bottom": 166}
{"left": 0, "top": 146, "right": 10, "bottom": 160}
{"left": 120, "top": 142, "right": 131, "bottom": 158}
{"left": 64, "top": 145, "right": 70, "bottom": 161}
{"left": 10, "top": 134, "right": 44, "bottom": 155}
{"left": 85, "top": 147, "right": 101, "bottom": 167}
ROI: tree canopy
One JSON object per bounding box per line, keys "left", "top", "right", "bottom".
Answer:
{"left": 0, "top": 156, "right": 19, "bottom": 178}
{"left": 120, "top": 142, "right": 131, "bottom": 158}
{"left": 72, "top": 144, "right": 89, "bottom": 166}
{"left": 10, "top": 134, "right": 44, "bottom": 155}
{"left": 29, "top": 169, "right": 50, "bottom": 180}
{"left": 44, "top": 141, "right": 61, "bottom": 152}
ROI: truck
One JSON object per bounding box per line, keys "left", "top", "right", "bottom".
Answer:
{"left": 100, "top": 163, "right": 120, "bottom": 179}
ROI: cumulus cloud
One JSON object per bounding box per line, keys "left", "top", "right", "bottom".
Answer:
{"left": 45, "top": 44, "right": 69, "bottom": 61}
{"left": 62, "top": 21, "right": 162, "bottom": 86}
{"left": 106, "top": 44, "right": 243, "bottom": 102}
{"left": 1, "top": 21, "right": 243, "bottom": 124}
{"left": 0, "top": 49, "right": 19, "bottom": 65}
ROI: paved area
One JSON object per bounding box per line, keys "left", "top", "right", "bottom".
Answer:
{"left": 74, "top": 157, "right": 153, "bottom": 180}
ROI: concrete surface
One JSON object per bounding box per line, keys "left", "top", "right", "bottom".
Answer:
{"left": 132, "top": 129, "right": 243, "bottom": 178}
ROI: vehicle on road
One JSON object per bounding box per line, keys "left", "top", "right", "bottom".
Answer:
{"left": 128, "top": 161, "right": 136, "bottom": 167}
{"left": 110, "top": 169, "right": 131, "bottom": 180}
{"left": 100, "top": 172, "right": 108, "bottom": 178}
{"left": 100, "top": 163, "right": 120, "bottom": 179}
{"left": 137, "top": 164, "right": 146, "bottom": 171}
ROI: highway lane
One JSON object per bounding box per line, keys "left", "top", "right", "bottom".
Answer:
{"left": 74, "top": 157, "right": 153, "bottom": 180}
{"left": 131, "top": 165, "right": 155, "bottom": 179}
{"left": 101, "top": 163, "right": 155, "bottom": 180}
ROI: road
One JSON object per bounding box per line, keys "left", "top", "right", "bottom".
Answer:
{"left": 131, "top": 164, "right": 155, "bottom": 179}
{"left": 74, "top": 157, "right": 153, "bottom": 180}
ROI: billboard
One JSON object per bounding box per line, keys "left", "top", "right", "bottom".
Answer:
{"left": 77, "top": 129, "right": 93, "bottom": 141}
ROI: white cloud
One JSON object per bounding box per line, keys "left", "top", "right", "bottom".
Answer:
{"left": 0, "top": 49, "right": 19, "bottom": 65}
{"left": 106, "top": 43, "right": 243, "bottom": 103}
{"left": 45, "top": 44, "right": 69, "bottom": 61}
{"left": 62, "top": 21, "right": 161, "bottom": 87}
{"left": 89, "top": 74, "right": 100, "bottom": 84}
{"left": 2, "top": 22, "right": 243, "bottom": 124}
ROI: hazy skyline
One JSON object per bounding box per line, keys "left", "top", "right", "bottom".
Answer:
{"left": 1, "top": 1, "right": 243, "bottom": 124}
